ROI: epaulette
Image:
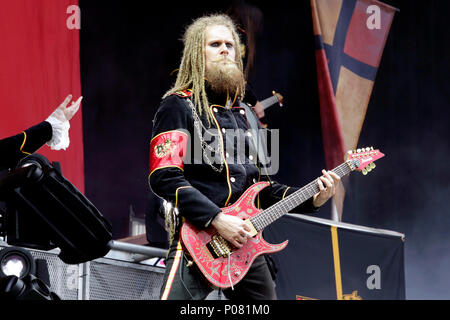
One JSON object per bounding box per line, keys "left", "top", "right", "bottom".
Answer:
{"left": 171, "top": 89, "right": 192, "bottom": 98}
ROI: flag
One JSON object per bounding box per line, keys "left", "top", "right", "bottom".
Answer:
{"left": 310, "top": 0, "right": 397, "bottom": 220}
{"left": 264, "top": 214, "right": 405, "bottom": 300}
{"left": 0, "top": 0, "right": 84, "bottom": 192}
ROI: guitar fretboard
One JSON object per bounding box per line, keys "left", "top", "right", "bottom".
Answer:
{"left": 250, "top": 161, "right": 352, "bottom": 231}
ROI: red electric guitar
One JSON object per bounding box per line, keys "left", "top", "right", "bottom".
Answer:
{"left": 181, "top": 147, "right": 385, "bottom": 288}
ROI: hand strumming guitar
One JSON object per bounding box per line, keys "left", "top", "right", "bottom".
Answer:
{"left": 211, "top": 212, "right": 252, "bottom": 249}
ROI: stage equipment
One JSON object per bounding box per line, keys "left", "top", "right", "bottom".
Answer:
{"left": 0, "top": 154, "right": 113, "bottom": 264}
{"left": 0, "top": 246, "right": 35, "bottom": 278}
{"left": 0, "top": 245, "right": 60, "bottom": 300}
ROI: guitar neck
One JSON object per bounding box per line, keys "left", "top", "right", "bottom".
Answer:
{"left": 259, "top": 96, "right": 279, "bottom": 110}
{"left": 250, "top": 161, "right": 352, "bottom": 231}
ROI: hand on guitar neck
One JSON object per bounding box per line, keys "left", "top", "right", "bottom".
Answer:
{"left": 252, "top": 91, "right": 283, "bottom": 128}
{"left": 253, "top": 101, "right": 265, "bottom": 119}
{"left": 312, "top": 170, "right": 341, "bottom": 208}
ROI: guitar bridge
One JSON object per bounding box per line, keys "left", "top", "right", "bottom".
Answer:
{"left": 206, "top": 234, "right": 232, "bottom": 259}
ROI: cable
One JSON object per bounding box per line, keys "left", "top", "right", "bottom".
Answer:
{"left": 227, "top": 253, "right": 234, "bottom": 291}
{"left": 179, "top": 251, "right": 195, "bottom": 299}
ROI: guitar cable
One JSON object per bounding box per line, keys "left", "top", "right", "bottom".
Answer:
{"left": 227, "top": 253, "right": 234, "bottom": 291}
{"left": 179, "top": 251, "right": 195, "bottom": 299}
{"left": 179, "top": 251, "right": 235, "bottom": 298}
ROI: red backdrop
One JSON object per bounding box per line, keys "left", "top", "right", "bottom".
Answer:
{"left": 0, "top": 0, "right": 84, "bottom": 192}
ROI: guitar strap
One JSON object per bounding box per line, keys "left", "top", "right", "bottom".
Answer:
{"left": 240, "top": 102, "right": 272, "bottom": 179}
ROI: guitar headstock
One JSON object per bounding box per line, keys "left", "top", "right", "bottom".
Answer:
{"left": 272, "top": 90, "right": 284, "bottom": 107}
{"left": 346, "top": 147, "right": 385, "bottom": 175}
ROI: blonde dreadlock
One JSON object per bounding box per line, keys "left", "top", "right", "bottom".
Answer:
{"left": 163, "top": 14, "right": 246, "bottom": 126}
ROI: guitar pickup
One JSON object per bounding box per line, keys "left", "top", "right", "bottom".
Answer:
{"left": 206, "top": 234, "right": 232, "bottom": 259}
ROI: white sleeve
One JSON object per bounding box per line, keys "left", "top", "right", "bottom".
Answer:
{"left": 45, "top": 111, "right": 70, "bottom": 151}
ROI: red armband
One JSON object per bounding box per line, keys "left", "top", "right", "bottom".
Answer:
{"left": 149, "top": 130, "right": 188, "bottom": 176}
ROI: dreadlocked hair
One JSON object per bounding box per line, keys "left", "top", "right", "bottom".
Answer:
{"left": 162, "top": 14, "right": 246, "bottom": 127}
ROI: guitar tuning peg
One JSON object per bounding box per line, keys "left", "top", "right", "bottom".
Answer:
{"left": 370, "top": 163, "right": 376, "bottom": 169}
{"left": 362, "top": 169, "right": 368, "bottom": 175}
{"left": 370, "top": 146, "right": 374, "bottom": 151}
{"left": 347, "top": 150, "right": 353, "bottom": 155}
{"left": 357, "top": 148, "right": 361, "bottom": 153}
{"left": 366, "top": 166, "right": 372, "bottom": 172}
{"left": 365, "top": 147, "right": 370, "bottom": 152}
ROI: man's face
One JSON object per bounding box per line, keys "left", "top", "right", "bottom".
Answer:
{"left": 204, "top": 24, "right": 236, "bottom": 73}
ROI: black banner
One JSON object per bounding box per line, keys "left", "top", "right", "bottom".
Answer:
{"left": 264, "top": 214, "right": 405, "bottom": 300}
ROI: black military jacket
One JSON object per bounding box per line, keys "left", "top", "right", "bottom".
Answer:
{"left": 0, "top": 121, "right": 52, "bottom": 171}
{"left": 148, "top": 87, "right": 318, "bottom": 230}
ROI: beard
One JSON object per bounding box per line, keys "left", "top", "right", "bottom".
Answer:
{"left": 205, "top": 58, "right": 245, "bottom": 96}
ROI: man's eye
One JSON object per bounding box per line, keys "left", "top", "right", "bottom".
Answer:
{"left": 210, "top": 42, "right": 219, "bottom": 47}
{"left": 226, "top": 43, "right": 234, "bottom": 49}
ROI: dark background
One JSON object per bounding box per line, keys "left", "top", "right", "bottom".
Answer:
{"left": 78, "top": 0, "right": 450, "bottom": 299}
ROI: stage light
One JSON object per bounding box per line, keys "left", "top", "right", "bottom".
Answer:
{"left": 2, "top": 255, "right": 27, "bottom": 277}
{"left": 0, "top": 246, "right": 60, "bottom": 300}
{"left": 0, "top": 247, "right": 35, "bottom": 279}
{"left": 1, "top": 153, "right": 112, "bottom": 264}
{"left": 0, "top": 153, "right": 112, "bottom": 299}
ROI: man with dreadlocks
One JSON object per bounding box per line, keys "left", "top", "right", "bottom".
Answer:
{"left": 149, "top": 14, "right": 339, "bottom": 300}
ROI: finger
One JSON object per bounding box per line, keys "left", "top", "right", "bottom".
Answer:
{"left": 242, "top": 222, "right": 251, "bottom": 232}
{"left": 69, "top": 96, "right": 83, "bottom": 109}
{"left": 65, "top": 96, "right": 82, "bottom": 120}
{"left": 327, "top": 172, "right": 338, "bottom": 190}
{"left": 329, "top": 171, "right": 341, "bottom": 182}
{"left": 322, "top": 170, "right": 334, "bottom": 185}
{"left": 65, "top": 104, "right": 80, "bottom": 120}
{"left": 233, "top": 237, "right": 243, "bottom": 248}
{"left": 240, "top": 229, "right": 252, "bottom": 238}
{"left": 239, "top": 234, "right": 248, "bottom": 244}
{"left": 317, "top": 178, "right": 325, "bottom": 191}
{"left": 324, "top": 172, "right": 338, "bottom": 194}
{"left": 320, "top": 176, "right": 332, "bottom": 189}
{"left": 59, "top": 94, "right": 73, "bottom": 109}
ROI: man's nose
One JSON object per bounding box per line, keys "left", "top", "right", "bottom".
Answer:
{"left": 219, "top": 43, "right": 229, "bottom": 55}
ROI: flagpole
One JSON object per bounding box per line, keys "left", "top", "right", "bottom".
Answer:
{"left": 331, "top": 199, "right": 340, "bottom": 222}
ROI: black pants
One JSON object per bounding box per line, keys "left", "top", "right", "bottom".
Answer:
{"left": 159, "top": 239, "right": 277, "bottom": 300}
